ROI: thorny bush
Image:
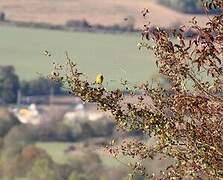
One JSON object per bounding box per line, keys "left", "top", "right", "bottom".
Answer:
{"left": 49, "top": 0, "right": 223, "bottom": 179}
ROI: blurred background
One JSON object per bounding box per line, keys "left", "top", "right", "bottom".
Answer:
{"left": 0, "top": 1, "right": 216, "bottom": 179}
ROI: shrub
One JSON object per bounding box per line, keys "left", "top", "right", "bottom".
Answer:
{"left": 156, "top": 0, "right": 220, "bottom": 14}
{"left": 27, "top": 158, "right": 61, "bottom": 180}
{"left": 68, "top": 172, "right": 90, "bottom": 180}
{"left": 0, "top": 12, "right": 5, "bottom": 21}
{"left": 49, "top": 1, "right": 223, "bottom": 179}
{"left": 1, "top": 145, "right": 52, "bottom": 178}
{"left": 0, "top": 108, "right": 19, "bottom": 137}
{"left": 0, "top": 66, "right": 19, "bottom": 103}
{"left": 65, "top": 19, "right": 91, "bottom": 28}
{"left": 36, "top": 121, "right": 73, "bottom": 142}
{"left": 64, "top": 118, "right": 114, "bottom": 141}
{"left": 20, "top": 77, "right": 63, "bottom": 96}
{"left": 88, "top": 118, "right": 114, "bottom": 137}
{"left": 2, "top": 124, "right": 36, "bottom": 159}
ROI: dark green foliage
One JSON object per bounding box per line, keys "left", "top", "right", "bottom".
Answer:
{"left": 0, "top": 65, "right": 63, "bottom": 103}
{"left": 26, "top": 117, "right": 113, "bottom": 142}
{"left": 2, "top": 124, "right": 36, "bottom": 159}
{"left": 36, "top": 121, "right": 73, "bottom": 142}
{"left": 88, "top": 119, "right": 114, "bottom": 137}
{"left": 57, "top": 151, "right": 127, "bottom": 180}
{"left": 20, "top": 77, "right": 63, "bottom": 96}
{"left": 0, "top": 108, "right": 19, "bottom": 137}
{"left": 0, "top": 121, "right": 126, "bottom": 179}
{"left": 157, "top": 0, "right": 220, "bottom": 14}
{"left": 27, "top": 158, "right": 61, "bottom": 180}
{"left": 2, "top": 145, "right": 52, "bottom": 178}
{"left": 66, "top": 119, "right": 114, "bottom": 141}
{"left": 0, "top": 12, "right": 5, "bottom": 21}
{"left": 0, "top": 66, "right": 19, "bottom": 103}
{"left": 68, "top": 172, "right": 90, "bottom": 180}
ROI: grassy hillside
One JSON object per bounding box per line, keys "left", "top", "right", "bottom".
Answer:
{"left": 36, "top": 142, "right": 126, "bottom": 168}
{"left": 1, "top": 0, "right": 211, "bottom": 28}
{"left": 35, "top": 141, "right": 172, "bottom": 174}
{"left": 0, "top": 26, "right": 157, "bottom": 89}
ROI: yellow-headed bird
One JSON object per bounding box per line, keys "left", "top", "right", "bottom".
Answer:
{"left": 95, "top": 73, "right": 104, "bottom": 85}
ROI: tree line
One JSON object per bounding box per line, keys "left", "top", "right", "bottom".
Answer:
{"left": 0, "top": 65, "right": 63, "bottom": 104}
{"left": 157, "top": 0, "right": 220, "bottom": 14}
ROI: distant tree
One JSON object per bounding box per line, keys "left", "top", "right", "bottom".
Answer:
{"left": 88, "top": 118, "right": 114, "bottom": 137}
{"left": 20, "top": 77, "right": 62, "bottom": 96}
{"left": 68, "top": 172, "right": 79, "bottom": 180}
{"left": 28, "top": 158, "right": 60, "bottom": 180}
{"left": 67, "top": 151, "right": 104, "bottom": 179}
{"left": 36, "top": 121, "right": 73, "bottom": 142}
{"left": 65, "top": 19, "right": 91, "bottom": 28}
{"left": 0, "top": 12, "right": 5, "bottom": 21}
{"left": 157, "top": 0, "right": 220, "bottom": 14}
{"left": 2, "top": 125, "right": 35, "bottom": 159}
{"left": 0, "top": 108, "right": 19, "bottom": 137}
{"left": 0, "top": 66, "right": 19, "bottom": 103}
{"left": 20, "top": 146, "right": 53, "bottom": 177}
{"left": 68, "top": 172, "right": 90, "bottom": 180}
{"left": 2, "top": 145, "right": 52, "bottom": 178}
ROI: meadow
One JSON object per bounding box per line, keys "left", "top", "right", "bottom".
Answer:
{"left": 35, "top": 142, "right": 126, "bottom": 168}
{"left": 35, "top": 141, "right": 172, "bottom": 175}
{"left": 0, "top": 26, "right": 158, "bottom": 89}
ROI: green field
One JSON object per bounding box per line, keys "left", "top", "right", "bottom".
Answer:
{"left": 35, "top": 142, "right": 128, "bottom": 168}
{"left": 0, "top": 26, "right": 158, "bottom": 89}
{"left": 35, "top": 141, "right": 171, "bottom": 175}
{"left": 36, "top": 142, "right": 72, "bottom": 164}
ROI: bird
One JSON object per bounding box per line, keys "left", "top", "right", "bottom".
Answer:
{"left": 95, "top": 73, "right": 104, "bottom": 85}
